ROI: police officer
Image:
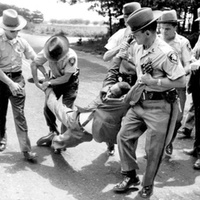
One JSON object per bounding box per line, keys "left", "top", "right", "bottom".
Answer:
{"left": 113, "top": 8, "right": 186, "bottom": 198}
{"left": 31, "top": 32, "right": 79, "bottom": 141}
{"left": 0, "top": 9, "right": 37, "bottom": 162}
{"left": 158, "top": 9, "right": 194, "bottom": 155}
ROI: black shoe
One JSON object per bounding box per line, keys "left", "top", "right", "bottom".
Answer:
{"left": 36, "top": 132, "right": 55, "bottom": 146}
{"left": 23, "top": 151, "right": 37, "bottom": 163}
{"left": 113, "top": 175, "right": 140, "bottom": 192}
{"left": 0, "top": 143, "right": 6, "bottom": 152}
{"left": 106, "top": 143, "right": 115, "bottom": 156}
{"left": 139, "top": 185, "right": 153, "bottom": 198}
{"left": 178, "top": 128, "right": 192, "bottom": 138}
{"left": 165, "top": 143, "right": 173, "bottom": 156}
{"left": 194, "top": 159, "right": 200, "bottom": 170}
{"left": 183, "top": 148, "right": 197, "bottom": 157}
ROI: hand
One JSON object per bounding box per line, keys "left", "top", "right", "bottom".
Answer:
{"left": 190, "top": 60, "right": 200, "bottom": 71}
{"left": 120, "top": 41, "right": 130, "bottom": 51}
{"left": 41, "top": 81, "right": 50, "bottom": 91}
{"left": 8, "top": 82, "right": 23, "bottom": 96}
{"left": 140, "top": 73, "right": 153, "bottom": 86}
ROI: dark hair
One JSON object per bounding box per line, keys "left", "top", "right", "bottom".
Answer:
{"left": 117, "top": 82, "right": 131, "bottom": 96}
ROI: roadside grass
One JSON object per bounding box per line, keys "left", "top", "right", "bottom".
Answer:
{"left": 71, "top": 37, "right": 107, "bottom": 56}
{"left": 25, "top": 22, "right": 109, "bottom": 56}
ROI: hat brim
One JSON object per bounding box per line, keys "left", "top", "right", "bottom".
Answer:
{"left": 195, "top": 17, "right": 200, "bottom": 22}
{"left": 157, "top": 19, "right": 182, "bottom": 23}
{"left": 44, "top": 35, "right": 69, "bottom": 62}
{"left": 0, "top": 15, "right": 27, "bottom": 31}
{"left": 132, "top": 10, "right": 163, "bottom": 33}
{"left": 117, "top": 15, "right": 124, "bottom": 19}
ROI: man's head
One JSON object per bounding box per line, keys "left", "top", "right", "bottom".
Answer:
{"left": 0, "top": 9, "right": 27, "bottom": 40}
{"left": 158, "top": 10, "right": 178, "bottom": 41}
{"left": 44, "top": 32, "right": 69, "bottom": 62}
{"left": 106, "top": 82, "right": 131, "bottom": 99}
{"left": 127, "top": 8, "right": 162, "bottom": 46}
{"left": 118, "top": 2, "right": 141, "bottom": 26}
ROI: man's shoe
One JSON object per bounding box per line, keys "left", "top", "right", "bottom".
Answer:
{"left": 139, "top": 185, "right": 153, "bottom": 198}
{"left": 165, "top": 143, "right": 173, "bottom": 156}
{"left": 194, "top": 159, "right": 200, "bottom": 170}
{"left": 113, "top": 175, "right": 140, "bottom": 192}
{"left": 183, "top": 148, "right": 197, "bottom": 157}
{"left": 36, "top": 132, "right": 55, "bottom": 146}
{"left": 106, "top": 142, "right": 115, "bottom": 156}
{"left": 23, "top": 151, "right": 37, "bottom": 163}
{"left": 0, "top": 143, "right": 6, "bottom": 152}
{"left": 178, "top": 128, "right": 192, "bottom": 138}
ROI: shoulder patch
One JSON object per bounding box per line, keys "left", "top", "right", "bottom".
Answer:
{"left": 167, "top": 52, "right": 178, "bottom": 64}
{"left": 68, "top": 57, "right": 76, "bottom": 66}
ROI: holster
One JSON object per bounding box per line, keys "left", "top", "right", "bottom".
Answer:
{"left": 162, "top": 88, "right": 178, "bottom": 104}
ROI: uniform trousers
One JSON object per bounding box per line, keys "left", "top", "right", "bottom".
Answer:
{"left": 0, "top": 74, "right": 31, "bottom": 152}
{"left": 44, "top": 76, "right": 79, "bottom": 134}
{"left": 169, "top": 87, "right": 186, "bottom": 143}
{"left": 117, "top": 99, "right": 174, "bottom": 186}
{"left": 183, "top": 102, "right": 195, "bottom": 131}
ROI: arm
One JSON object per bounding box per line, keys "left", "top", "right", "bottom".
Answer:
{"left": 141, "top": 73, "right": 186, "bottom": 89}
{"left": 0, "top": 69, "right": 22, "bottom": 96}
{"left": 103, "top": 45, "right": 121, "bottom": 61}
{"left": 31, "top": 61, "right": 49, "bottom": 90}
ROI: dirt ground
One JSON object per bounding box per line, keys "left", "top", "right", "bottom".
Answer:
{"left": 0, "top": 34, "right": 200, "bottom": 200}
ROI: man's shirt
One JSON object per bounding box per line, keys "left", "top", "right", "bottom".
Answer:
{"left": 0, "top": 32, "right": 36, "bottom": 72}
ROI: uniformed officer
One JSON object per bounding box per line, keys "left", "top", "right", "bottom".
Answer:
{"left": 158, "top": 9, "right": 194, "bottom": 156}
{"left": 113, "top": 8, "right": 186, "bottom": 198}
{"left": 0, "top": 9, "right": 37, "bottom": 162}
{"left": 31, "top": 32, "right": 79, "bottom": 139}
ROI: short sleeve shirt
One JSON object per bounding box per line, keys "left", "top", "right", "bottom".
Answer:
{"left": 132, "top": 36, "right": 185, "bottom": 92}
{"left": 34, "top": 48, "right": 78, "bottom": 78}
{"left": 0, "top": 32, "right": 36, "bottom": 72}
{"left": 159, "top": 33, "right": 193, "bottom": 67}
{"left": 104, "top": 27, "right": 131, "bottom": 50}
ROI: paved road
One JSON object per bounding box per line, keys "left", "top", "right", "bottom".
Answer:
{"left": 0, "top": 34, "right": 200, "bottom": 200}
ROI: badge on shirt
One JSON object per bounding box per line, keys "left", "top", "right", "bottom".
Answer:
{"left": 69, "top": 57, "right": 76, "bottom": 66}
{"left": 168, "top": 52, "right": 178, "bottom": 64}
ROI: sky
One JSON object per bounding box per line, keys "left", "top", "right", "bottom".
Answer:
{"left": 0, "top": 0, "right": 106, "bottom": 21}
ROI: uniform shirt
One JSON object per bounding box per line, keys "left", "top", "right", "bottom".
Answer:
{"left": 0, "top": 32, "right": 36, "bottom": 72}
{"left": 132, "top": 36, "right": 185, "bottom": 92}
{"left": 159, "top": 32, "right": 193, "bottom": 67}
{"left": 34, "top": 48, "right": 78, "bottom": 78}
{"left": 105, "top": 27, "right": 131, "bottom": 50}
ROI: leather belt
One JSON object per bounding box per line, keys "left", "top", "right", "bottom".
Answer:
{"left": 140, "top": 90, "right": 164, "bottom": 101}
{"left": 4, "top": 71, "right": 22, "bottom": 78}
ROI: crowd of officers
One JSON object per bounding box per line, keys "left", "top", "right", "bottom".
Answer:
{"left": 0, "top": 2, "right": 200, "bottom": 199}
